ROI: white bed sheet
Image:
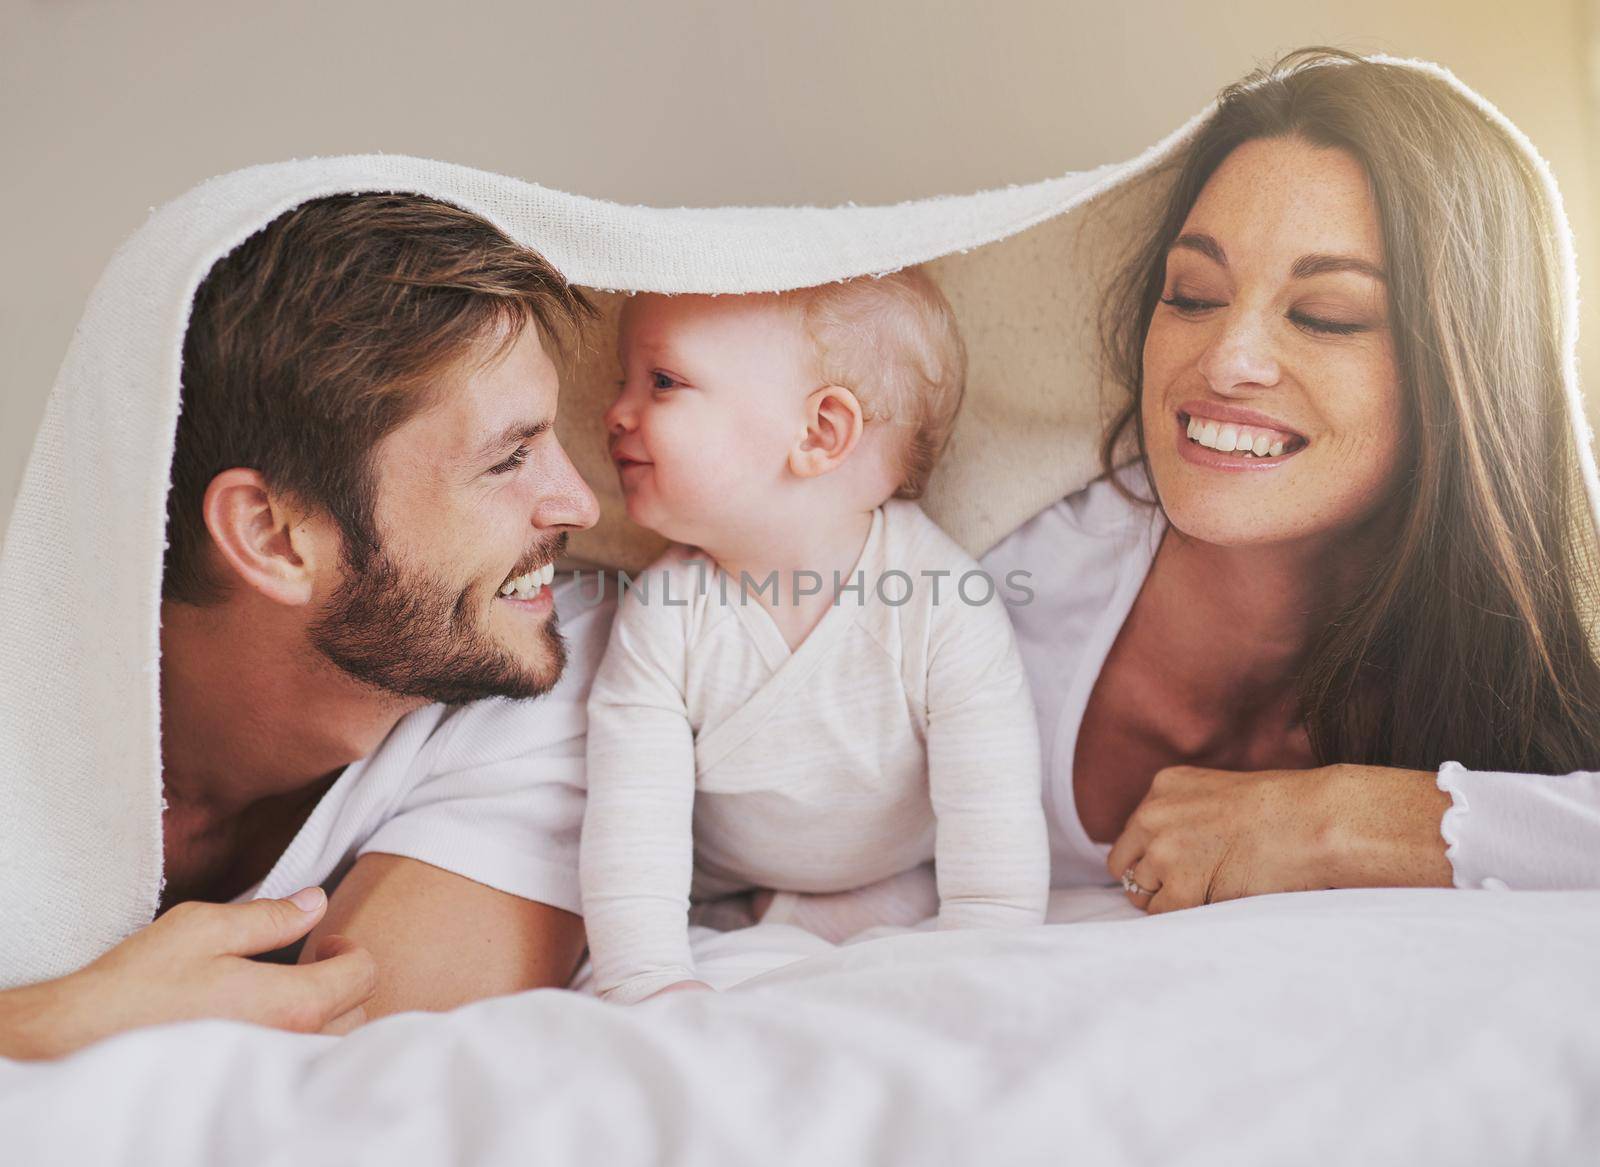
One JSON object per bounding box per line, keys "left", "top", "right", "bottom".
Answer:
{"left": 2, "top": 888, "right": 1595, "bottom": 1166}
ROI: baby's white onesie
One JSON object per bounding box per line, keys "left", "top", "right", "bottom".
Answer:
{"left": 580, "top": 499, "right": 1049, "bottom": 1003}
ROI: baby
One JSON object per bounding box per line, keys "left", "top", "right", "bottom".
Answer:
{"left": 579, "top": 269, "right": 1048, "bottom": 1003}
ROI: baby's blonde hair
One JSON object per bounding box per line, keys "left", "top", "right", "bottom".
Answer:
{"left": 794, "top": 266, "right": 966, "bottom": 500}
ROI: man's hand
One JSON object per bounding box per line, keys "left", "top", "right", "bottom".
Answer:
{"left": 1105, "top": 763, "right": 1454, "bottom": 913}
{"left": 0, "top": 887, "right": 377, "bottom": 1061}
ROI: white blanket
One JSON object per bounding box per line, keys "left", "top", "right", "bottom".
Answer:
{"left": 2, "top": 889, "right": 1595, "bottom": 1166}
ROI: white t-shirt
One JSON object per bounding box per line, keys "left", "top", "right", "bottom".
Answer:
{"left": 978, "top": 463, "right": 1600, "bottom": 892}
{"left": 234, "top": 576, "right": 616, "bottom": 914}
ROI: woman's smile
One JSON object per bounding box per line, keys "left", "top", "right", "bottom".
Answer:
{"left": 1174, "top": 403, "right": 1309, "bottom": 472}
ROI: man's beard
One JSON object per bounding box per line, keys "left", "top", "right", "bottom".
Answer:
{"left": 309, "top": 542, "right": 566, "bottom": 706}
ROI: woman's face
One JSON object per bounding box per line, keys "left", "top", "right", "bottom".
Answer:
{"left": 1140, "top": 136, "right": 1404, "bottom": 550}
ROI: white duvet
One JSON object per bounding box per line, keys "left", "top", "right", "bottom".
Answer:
{"left": 3, "top": 889, "right": 1595, "bottom": 1165}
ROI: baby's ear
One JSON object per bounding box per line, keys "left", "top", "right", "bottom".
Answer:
{"left": 789, "top": 385, "right": 864, "bottom": 479}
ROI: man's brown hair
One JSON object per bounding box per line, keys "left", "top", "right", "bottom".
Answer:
{"left": 164, "top": 193, "right": 594, "bottom": 604}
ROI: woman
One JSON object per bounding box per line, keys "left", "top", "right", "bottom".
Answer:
{"left": 981, "top": 47, "right": 1600, "bottom": 912}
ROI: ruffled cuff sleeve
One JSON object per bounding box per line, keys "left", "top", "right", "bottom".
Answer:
{"left": 1435, "top": 760, "right": 1600, "bottom": 890}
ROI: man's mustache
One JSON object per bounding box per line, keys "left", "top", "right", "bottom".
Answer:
{"left": 506, "top": 532, "right": 569, "bottom": 582}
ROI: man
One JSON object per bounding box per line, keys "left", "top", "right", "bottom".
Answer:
{"left": 0, "top": 194, "right": 604, "bottom": 1057}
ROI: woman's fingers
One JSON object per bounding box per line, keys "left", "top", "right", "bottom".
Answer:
{"left": 1145, "top": 879, "right": 1202, "bottom": 914}
{"left": 1123, "top": 856, "right": 1162, "bottom": 909}
{"left": 1109, "top": 808, "right": 1156, "bottom": 908}
{"left": 1106, "top": 818, "right": 1151, "bottom": 884}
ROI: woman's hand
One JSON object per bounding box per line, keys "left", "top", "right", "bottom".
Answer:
{"left": 0, "top": 887, "right": 377, "bottom": 1060}
{"left": 1105, "top": 763, "right": 1455, "bottom": 913}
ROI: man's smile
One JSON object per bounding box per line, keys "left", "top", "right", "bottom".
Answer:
{"left": 498, "top": 560, "right": 554, "bottom": 601}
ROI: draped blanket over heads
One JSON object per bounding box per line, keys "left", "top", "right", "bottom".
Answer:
{"left": 0, "top": 101, "right": 1206, "bottom": 987}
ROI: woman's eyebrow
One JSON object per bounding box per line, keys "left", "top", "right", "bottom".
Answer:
{"left": 1170, "top": 232, "right": 1227, "bottom": 265}
{"left": 1290, "top": 253, "right": 1388, "bottom": 283}
{"left": 1170, "top": 233, "right": 1386, "bottom": 283}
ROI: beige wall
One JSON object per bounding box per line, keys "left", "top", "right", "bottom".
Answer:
{"left": 2, "top": 0, "right": 1596, "bottom": 527}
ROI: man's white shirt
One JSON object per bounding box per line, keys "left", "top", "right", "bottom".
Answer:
{"left": 234, "top": 577, "right": 616, "bottom": 914}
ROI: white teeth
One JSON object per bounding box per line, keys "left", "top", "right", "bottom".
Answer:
{"left": 501, "top": 564, "right": 548, "bottom": 600}
{"left": 1184, "top": 414, "right": 1299, "bottom": 460}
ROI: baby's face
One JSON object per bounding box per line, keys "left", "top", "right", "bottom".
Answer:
{"left": 606, "top": 293, "right": 818, "bottom": 547}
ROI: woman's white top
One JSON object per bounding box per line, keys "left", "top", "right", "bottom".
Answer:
{"left": 978, "top": 464, "right": 1600, "bottom": 892}
{"left": 580, "top": 499, "right": 1050, "bottom": 1003}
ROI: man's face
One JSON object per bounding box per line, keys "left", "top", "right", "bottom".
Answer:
{"left": 310, "top": 322, "right": 600, "bottom": 704}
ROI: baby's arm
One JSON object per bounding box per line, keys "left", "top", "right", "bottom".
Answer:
{"left": 924, "top": 590, "right": 1051, "bottom": 929}
{"left": 579, "top": 581, "right": 704, "bottom": 1003}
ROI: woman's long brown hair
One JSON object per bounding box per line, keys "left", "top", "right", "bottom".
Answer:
{"left": 1101, "top": 47, "right": 1600, "bottom": 775}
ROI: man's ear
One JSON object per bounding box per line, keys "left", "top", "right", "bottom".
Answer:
{"left": 201, "top": 469, "right": 328, "bottom": 606}
{"left": 788, "top": 385, "right": 865, "bottom": 480}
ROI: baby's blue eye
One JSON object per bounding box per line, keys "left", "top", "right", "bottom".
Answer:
{"left": 651, "top": 371, "right": 679, "bottom": 392}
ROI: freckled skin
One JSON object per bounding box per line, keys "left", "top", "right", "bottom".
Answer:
{"left": 1141, "top": 137, "right": 1406, "bottom": 547}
